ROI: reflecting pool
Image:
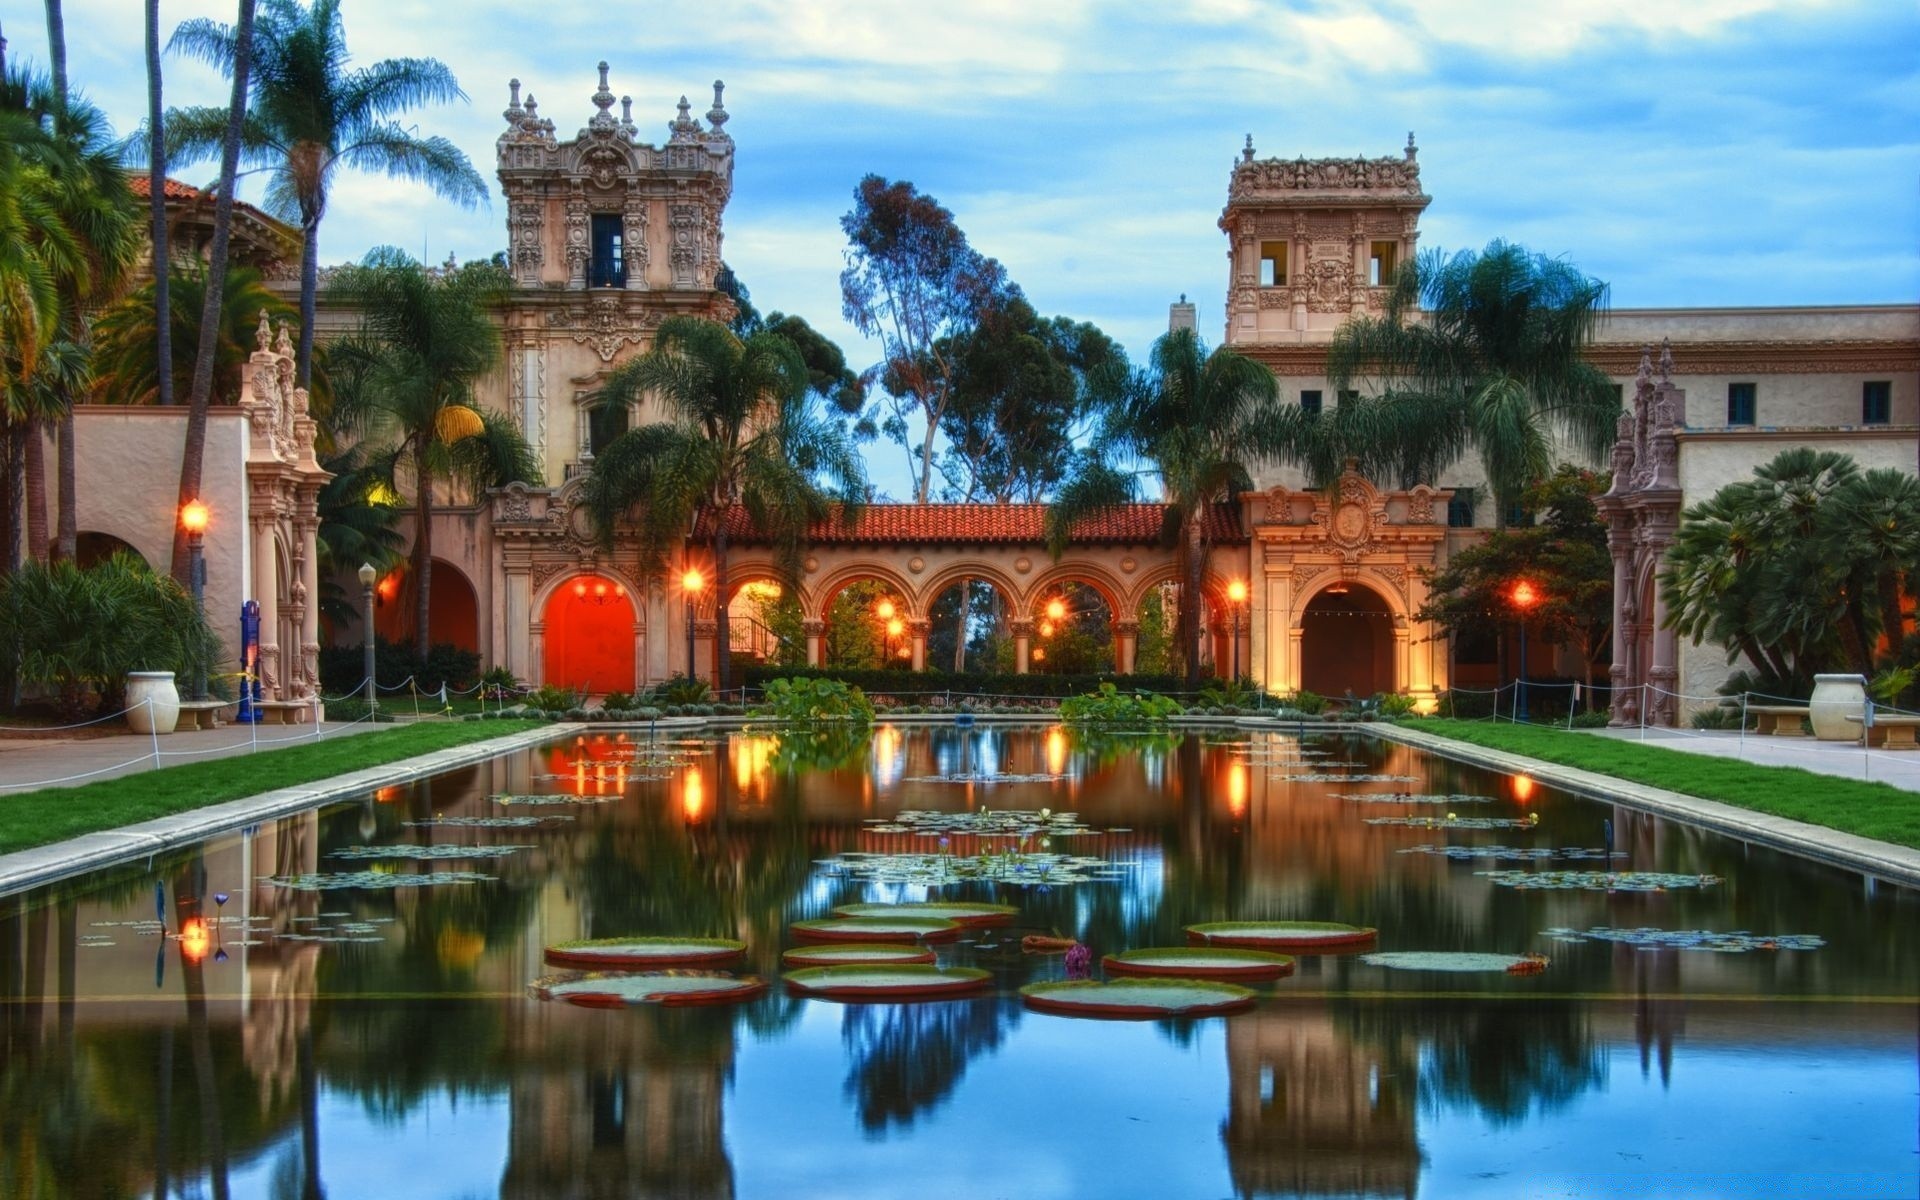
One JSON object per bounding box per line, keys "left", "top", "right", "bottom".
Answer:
{"left": 1, "top": 726, "right": 1915, "bottom": 1199}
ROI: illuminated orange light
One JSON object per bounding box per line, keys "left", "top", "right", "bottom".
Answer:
{"left": 1032, "top": 646, "right": 1047, "bottom": 662}
{"left": 683, "top": 569, "right": 704, "bottom": 595}
{"left": 1511, "top": 773, "right": 1536, "bottom": 804}
{"left": 1512, "top": 580, "right": 1540, "bottom": 609}
{"left": 180, "top": 917, "right": 210, "bottom": 963}
{"left": 594, "top": 581, "right": 608, "bottom": 599}
{"left": 1046, "top": 727, "right": 1068, "bottom": 776}
{"left": 886, "top": 618, "right": 905, "bottom": 638}
{"left": 682, "top": 767, "right": 706, "bottom": 822}
{"left": 1227, "top": 579, "right": 1248, "bottom": 605}
{"left": 377, "top": 574, "right": 399, "bottom": 599}
{"left": 897, "top": 645, "right": 911, "bottom": 659}
{"left": 876, "top": 598, "right": 897, "bottom": 621}
{"left": 1039, "top": 621, "right": 1055, "bottom": 638}
{"left": 573, "top": 580, "right": 588, "bottom": 599}
{"left": 180, "top": 499, "right": 209, "bottom": 533}
{"left": 1045, "top": 598, "right": 1067, "bottom": 622}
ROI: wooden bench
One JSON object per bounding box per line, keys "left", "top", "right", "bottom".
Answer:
{"left": 1844, "top": 714, "right": 1920, "bottom": 749}
{"left": 1749, "top": 705, "right": 1810, "bottom": 736}
{"left": 251, "top": 699, "right": 316, "bottom": 725}
{"left": 175, "top": 699, "right": 235, "bottom": 730}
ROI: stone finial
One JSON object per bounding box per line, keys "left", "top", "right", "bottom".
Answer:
{"left": 1406, "top": 130, "right": 1417, "bottom": 160}
{"left": 524, "top": 92, "right": 539, "bottom": 121}
{"left": 504, "top": 78, "right": 523, "bottom": 125}
{"left": 669, "top": 94, "right": 702, "bottom": 140}
{"left": 1242, "top": 134, "right": 1255, "bottom": 162}
{"left": 1658, "top": 337, "right": 1674, "bottom": 382}
{"left": 589, "top": 61, "right": 618, "bottom": 130}
{"left": 707, "top": 80, "right": 728, "bottom": 132}
{"left": 620, "top": 95, "right": 633, "bottom": 130}
{"left": 275, "top": 321, "right": 293, "bottom": 359}
{"left": 257, "top": 308, "right": 273, "bottom": 353}
{"left": 597, "top": 61, "right": 610, "bottom": 92}
{"left": 1636, "top": 343, "right": 1652, "bottom": 386}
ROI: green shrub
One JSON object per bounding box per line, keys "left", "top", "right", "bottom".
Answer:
{"left": 600, "top": 690, "right": 635, "bottom": 712}
{"left": 760, "top": 676, "right": 876, "bottom": 725}
{"left": 738, "top": 664, "right": 1185, "bottom": 699}
{"left": 1690, "top": 703, "right": 1752, "bottom": 730}
{"left": 1570, "top": 709, "right": 1613, "bottom": 728}
{"left": 647, "top": 674, "right": 712, "bottom": 706}
{"left": 478, "top": 665, "right": 520, "bottom": 700}
{"left": 1059, "top": 683, "right": 1184, "bottom": 724}
{"left": 529, "top": 684, "right": 575, "bottom": 712}
{"left": 1282, "top": 689, "right": 1327, "bottom": 715}
{"left": 1375, "top": 693, "right": 1418, "bottom": 718}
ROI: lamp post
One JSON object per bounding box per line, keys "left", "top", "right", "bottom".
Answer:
{"left": 1226, "top": 579, "right": 1248, "bottom": 683}
{"left": 1511, "top": 579, "right": 1540, "bottom": 722}
{"left": 358, "top": 563, "right": 378, "bottom": 712}
{"left": 682, "top": 568, "right": 704, "bottom": 681}
{"left": 181, "top": 500, "right": 209, "bottom": 700}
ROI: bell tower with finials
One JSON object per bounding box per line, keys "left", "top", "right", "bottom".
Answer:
{"left": 493, "top": 64, "right": 736, "bottom": 481}
{"left": 1217, "top": 133, "right": 1430, "bottom": 347}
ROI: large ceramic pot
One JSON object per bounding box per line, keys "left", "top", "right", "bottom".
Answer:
{"left": 125, "top": 671, "right": 181, "bottom": 735}
{"left": 1808, "top": 673, "right": 1867, "bottom": 741}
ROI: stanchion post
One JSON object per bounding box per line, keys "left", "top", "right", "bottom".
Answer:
{"left": 359, "top": 563, "right": 379, "bottom": 715}
{"left": 147, "top": 698, "right": 161, "bottom": 769}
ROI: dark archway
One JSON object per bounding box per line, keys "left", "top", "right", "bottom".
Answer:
{"left": 374, "top": 559, "right": 480, "bottom": 653}
{"left": 1301, "top": 582, "right": 1394, "bottom": 699}
{"left": 73, "top": 531, "right": 146, "bottom": 570}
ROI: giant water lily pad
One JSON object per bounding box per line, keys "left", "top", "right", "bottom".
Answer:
{"left": 820, "top": 850, "right": 1130, "bottom": 889}
{"left": 529, "top": 971, "right": 766, "bottom": 1008}
{"left": 831, "top": 901, "right": 1019, "bottom": 926}
{"left": 1280, "top": 773, "right": 1419, "bottom": 783}
{"left": 1400, "top": 844, "right": 1622, "bottom": 862}
{"left": 782, "top": 964, "right": 991, "bottom": 1000}
{"left": 490, "top": 793, "right": 611, "bottom": 806}
{"left": 1476, "top": 870, "right": 1721, "bottom": 892}
{"left": 876, "top": 809, "right": 1096, "bottom": 838}
{"left": 1360, "top": 951, "right": 1550, "bottom": 974}
{"left": 1335, "top": 792, "right": 1495, "bottom": 805}
{"left": 1365, "top": 815, "right": 1541, "bottom": 830}
{"left": 791, "top": 916, "right": 962, "bottom": 943}
{"left": 1020, "top": 978, "right": 1255, "bottom": 1019}
{"left": 1103, "top": 947, "right": 1294, "bottom": 981}
{"left": 405, "top": 815, "right": 573, "bottom": 829}
{"left": 1541, "top": 926, "right": 1824, "bottom": 953}
{"left": 545, "top": 936, "right": 746, "bottom": 969}
{"left": 264, "top": 870, "right": 494, "bottom": 890}
{"left": 781, "top": 943, "right": 937, "bottom": 968}
{"left": 330, "top": 844, "right": 533, "bottom": 860}
{"left": 1186, "top": 921, "right": 1377, "bottom": 951}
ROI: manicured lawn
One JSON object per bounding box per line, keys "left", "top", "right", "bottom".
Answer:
{"left": 0, "top": 720, "right": 546, "bottom": 855}
{"left": 1397, "top": 718, "right": 1920, "bottom": 851}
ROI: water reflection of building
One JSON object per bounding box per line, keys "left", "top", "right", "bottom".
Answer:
{"left": 1222, "top": 1005, "right": 1420, "bottom": 1200}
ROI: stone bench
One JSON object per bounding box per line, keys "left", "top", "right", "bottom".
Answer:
{"left": 1748, "top": 705, "right": 1810, "bottom": 736}
{"left": 176, "top": 699, "right": 236, "bottom": 730}
{"left": 251, "top": 699, "right": 317, "bottom": 726}
{"left": 1844, "top": 714, "right": 1920, "bottom": 750}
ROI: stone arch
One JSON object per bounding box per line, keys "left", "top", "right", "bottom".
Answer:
{"left": 914, "top": 561, "right": 1021, "bottom": 675}
{"left": 375, "top": 558, "right": 482, "bottom": 653}
{"left": 539, "top": 567, "right": 641, "bottom": 693}
{"left": 721, "top": 564, "right": 803, "bottom": 667}
{"left": 1023, "top": 562, "right": 1127, "bottom": 621}
{"left": 809, "top": 562, "right": 918, "bottom": 622}
{"left": 912, "top": 560, "right": 1022, "bottom": 620}
{"left": 1123, "top": 562, "right": 1234, "bottom": 619}
{"left": 72, "top": 531, "right": 148, "bottom": 570}
{"left": 1297, "top": 580, "right": 1397, "bottom": 698}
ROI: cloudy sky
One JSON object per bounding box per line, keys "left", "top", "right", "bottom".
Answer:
{"left": 7, "top": 1, "right": 1917, "bottom": 384}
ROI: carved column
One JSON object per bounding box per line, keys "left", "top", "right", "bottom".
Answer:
{"left": 251, "top": 505, "right": 281, "bottom": 700}
{"left": 1010, "top": 619, "right": 1034, "bottom": 675}
{"left": 529, "top": 620, "right": 545, "bottom": 686}
{"left": 1603, "top": 513, "right": 1635, "bottom": 725}
{"left": 1112, "top": 620, "right": 1139, "bottom": 676}
{"left": 1392, "top": 622, "right": 1410, "bottom": 695}
{"left": 502, "top": 547, "right": 532, "bottom": 681}
{"left": 295, "top": 487, "right": 321, "bottom": 698}
{"left": 1287, "top": 626, "right": 1304, "bottom": 693}
{"left": 692, "top": 618, "right": 716, "bottom": 685}
{"left": 908, "top": 619, "right": 930, "bottom": 673}
{"left": 803, "top": 618, "right": 825, "bottom": 668}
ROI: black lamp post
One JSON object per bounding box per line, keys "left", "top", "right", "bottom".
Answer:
{"left": 358, "top": 563, "right": 378, "bottom": 712}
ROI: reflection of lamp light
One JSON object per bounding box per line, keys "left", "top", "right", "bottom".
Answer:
{"left": 1511, "top": 773, "right": 1535, "bottom": 804}
{"left": 180, "top": 917, "right": 210, "bottom": 963}
{"left": 1046, "top": 726, "right": 1068, "bottom": 776}
{"left": 1046, "top": 597, "right": 1067, "bottom": 622}
{"left": 682, "top": 766, "right": 706, "bottom": 822}
{"left": 1227, "top": 762, "right": 1248, "bottom": 818}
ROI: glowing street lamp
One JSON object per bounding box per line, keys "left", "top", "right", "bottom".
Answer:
{"left": 876, "top": 598, "right": 897, "bottom": 622}
{"left": 1045, "top": 597, "right": 1067, "bottom": 623}
{"left": 180, "top": 501, "right": 210, "bottom": 699}
{"left": 683, "top": 568, "right": 704, "bottom": 680}
{"left": 1511, "top": 579, "right": 1541, "bottom": 722}
{"left": 1225, "top": 579, "right": 1249, "bottom": 683}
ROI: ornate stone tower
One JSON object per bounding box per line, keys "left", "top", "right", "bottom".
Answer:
{"left": 494, "top": 64, "right": 736, "bottom": 482}
{"left": 1217, "top": 134, "right": 1430, "bottom": 348}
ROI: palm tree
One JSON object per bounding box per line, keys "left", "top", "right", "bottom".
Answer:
{"left": 312, "top": 443, "right": 405, "bottom": 630}
{"left": 163, "top": 0, "right": 486, "bottom": 390}
{"left": 144, "top": 0, "right": 174, "bottom": 417}
{"left": 90, "top": 263, "right": 291, "bottom": 406}
{"left": 582, "top": 316, "right": 869, "bottom": 693}
{"left": 325, "top": 249, "right": 538, "bottom": 658}
{"left": 1829, "top": 468, "right": 1920, "bottom": 660}
{"left": 1046, "top": 327, "right": 1293, "bottom": 685}
{"left": 1327, "top": 240, "right": 1619, "bottom": 524}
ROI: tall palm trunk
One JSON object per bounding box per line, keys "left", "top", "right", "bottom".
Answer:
{"left": 1182, "top": 507, "right": 1205, "bottom": 686}
{"left": 413, "top": 447, "right": 433, "bottom": 660}
{"left": 172, "top": 0, "right": 256, "bottom": 583}
{"left": 45, "top": 0, "right": 76, "bottom": 563}
{"left": 297, "top": 215, "right": 318, "bottom": 388}
{"left": 23, "top": 428, "right": 46, "bottom": 563}
{"left": 952, "top": 578, "right": 972, "bottom": 672}
{"left": 714, "top": 522, "right": 731, "bottom": 694}
{"left": 145, "top": 0, "right": 172, "bottom": 412}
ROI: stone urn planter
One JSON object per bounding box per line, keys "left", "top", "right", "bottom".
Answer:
{"left": 125, "top": 671, "right": 181, "bottom": 735}
{"left": 1808, "top": 673, "right": 1867, "bottom": 741}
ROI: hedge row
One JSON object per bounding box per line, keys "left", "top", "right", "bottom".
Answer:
{"left": 736, "top": 665, "right": 1191, "bottom": 698}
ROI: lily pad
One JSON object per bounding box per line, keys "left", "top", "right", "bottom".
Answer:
{"left": 1334, "top": 792, "right": 1496, "bottom": 805}
{"left": 1360, "top": 951, "right": 1550, "bottom": 973}
{"left": 818, "top": 850, "right": 1130, "bottom": 889}
{"left": 1365, "top": 815, "right": 1541, "bottom": 830}
{"left": 1476, "top": 870, "right": 1721, "bottom": 892}
{"left": 1020, "top": 978, "right": 1255, "bottom": 1019}
{"left": 831, "top": 901, "right": 1019, "bottom": 926}
{"left": 264, "top": 871, "right": 495, "bottom": 890}
{"left": 330, "top": 844, "right": 532, "bottom": 860}
{"left": 901, "top": 773, "right": 1070, "bottom": 785}
{"left": 1399, "top": 844, "right": 1623, "bottom": 862}
{"left": 489, "top": 793, "right": 611, "bottom": 806}
{"left": 791, "top": 916, "right": 963, "bottom": 943}
{"left": 781, "top": 943, "right": 938, "bottom": 968}
{"left": 529, "top": 970, "right": 767, "bottom": 1008}
{"left": 1186, "top": 921, "right": 1377, "bottom": 951}
{"left": 545, "top": 936, "right": 747, "bottom": 969}
{"left": 1541, "top": 926, "right": 1824, "bottom": 953}
{"left": 404, "top": 815, "right": 573, "bottom": 829}
{"left": 1103, "top": 947, "right": 1295, "bottom": 981}
{"left": 782, "top": 964, "right": 992, "bottom": 1000}
{"left": 1280, "top": 773, "right": 1420, "bottom": 783}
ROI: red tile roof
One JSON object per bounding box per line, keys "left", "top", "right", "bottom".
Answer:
{"left": 127, "top": 175, "right": 210, "bottom": 201}
{"left": 697, "top": 502, "right": 1245, "bottom": 546}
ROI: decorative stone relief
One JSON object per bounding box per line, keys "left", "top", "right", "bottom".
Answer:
{"left": 1119, "top": 556, "right": 1137, "bottom": 574}
{"left": 1014, "top": 556, "right": 1032, "bottom": 575}
{"left": 907, "top": 556, "right": 925, "bottom": 574}
{"left": 1307, "top": 258, "right": 1352, "bottom": 313}
{"left": 1257, "top": 288, "right": 1292, "bottom": 309}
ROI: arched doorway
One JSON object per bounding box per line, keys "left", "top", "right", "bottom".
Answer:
{"left": 543, "top": 574, "right": 636, "bottom": 693}
{"left": 1300, "top": 582, "right": 1394, "bottom": 699}
{"left": 73, "top": 531, "right": 146, "bottom": 569}
{"left": 373, "top": 559, "right": 481, "bottom": 653}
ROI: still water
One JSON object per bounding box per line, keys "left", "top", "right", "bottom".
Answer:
{"left": 1, "top": 725, "right": 1915, "bottom": 1200}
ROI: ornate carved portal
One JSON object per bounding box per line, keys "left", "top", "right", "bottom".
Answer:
{"left": 1598, "top": 341, "right": 1685, "bottom": 727}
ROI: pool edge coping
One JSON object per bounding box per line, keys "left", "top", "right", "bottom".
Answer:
{"left": 1372, "top": 723, "right": 1920, "bottom": 889}
{"left": 0, "top": 723, "right": 569, "bottom": 900}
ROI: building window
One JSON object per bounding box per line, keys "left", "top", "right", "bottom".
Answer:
{"left": 589, "top": 402, "right": 630, "bottom": 457}
{"left": 1504, "top": 503, "right": 1534, "bottom": 528}
{"left": 1447, "top": 488, "right": 1476, "bottom": 528}
{"left": 1368, "top": 242, "right": 1397, "bottom": 286}
{"left": 1727, "top": 382, "right": 1756, "bottom": 426}
{"left": 1864, "top": 380, "right": 1892, "bottom": 425}
{"left": 1299, "top": 389, "right": 1322, "bottom": 416}
{"left": 589, "top": 214, "right": 626, "bottom": 288}
{"left": 1337, "top": 389, "right": 1358, "bottom": 406}
{"left": 1259, "top": 241, "right": 1288, "bottom": 287}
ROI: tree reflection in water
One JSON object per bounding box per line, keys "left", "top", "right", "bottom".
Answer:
{"left": 840, "top": 996, "right": 1016, "bottom": 1133}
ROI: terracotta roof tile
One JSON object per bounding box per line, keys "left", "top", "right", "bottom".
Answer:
{"left": 127, "top": 175, "right": 211, "bottom": 201}
{"left": 697, "top": 502, "right": 1245, "bottom": 546}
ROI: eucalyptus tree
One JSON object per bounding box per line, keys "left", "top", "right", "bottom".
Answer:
{"left": 326, "top": 250, "right": 539, "bottom": 657}
{"left": 1047, "top": 327, "right": 1292, "bottom": 685}
{"left": 164, "top": 0, "right": 487, "bottom": 389}
{"left": 582, "top": 316, "right": 869, "bottom": 693}
{"left": 1327, "top": 240, "right": 1619, "bottom": 523}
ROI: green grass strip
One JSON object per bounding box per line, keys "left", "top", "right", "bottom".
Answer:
{"left": 1397, "top": 719, "right": 1920, "bottom": 850}
{"left": 0, "top": 720, "right": 546, "bottom": 854}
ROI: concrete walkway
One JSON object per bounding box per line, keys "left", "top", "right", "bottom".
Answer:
{"left": 1585, "top": 723, "right": 1920, "bottom": 793}
{"left": 0, "top": 718, "right": 393, "bottom": 793}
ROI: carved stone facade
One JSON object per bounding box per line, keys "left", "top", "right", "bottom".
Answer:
{"left": 1597, "top": 343, "right": 1686, "bottom": 726}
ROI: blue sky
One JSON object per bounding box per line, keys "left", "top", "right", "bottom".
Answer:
{"left": 8, "top": 0, "right": 1918, "bottom": 458}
